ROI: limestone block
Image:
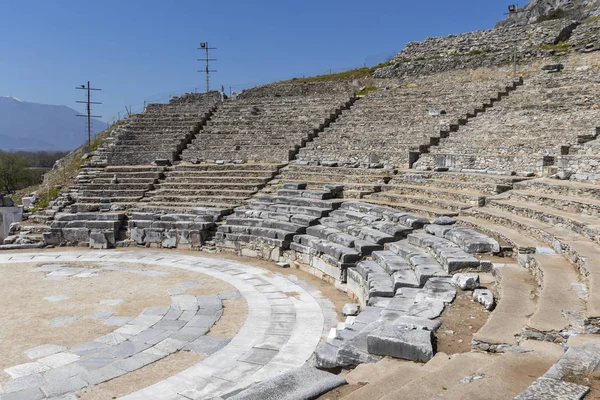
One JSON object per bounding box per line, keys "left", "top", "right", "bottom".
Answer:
{"left": 130, "top": 227, "right": 145, "bottom": 245}
{"left": 144, "top": 229, "right": 163, "bottom": 244}
{"left": 89, "top": 232, "right": 108, "bottom": 249}
{"left": 452, "top": 273, "right": 480, "bottom": 290}
{"left": 433, "top": 216, "right": 457, "bottom": 225}
{"left": 367, "top": 324, "right": 434, "bottom": 362}
{"left": 474, "top": 289, "right": 495, "bottom": 310}
{"left": 162, "top": 230, "right": 177, "bottom": 248}
{"left": 394, "top": 316, "right": 441, "bottom": 331}
{"left": 227, "top": 366, "right": 347, "bottom": 400}
{"left": 62, "top": 228, "right": 90, "bottom": 243}
{"left": 342, "top": 304, "right": 361, "bottom": 316}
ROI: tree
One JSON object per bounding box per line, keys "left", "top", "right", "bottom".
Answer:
{"left": 0, "top": 152, "right": 30, "bottom": 194}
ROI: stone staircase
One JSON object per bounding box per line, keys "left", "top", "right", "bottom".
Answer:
{"left": 95, "top": 92, "right": 221, "bottom": 166}
{"left": 70, "top": 165, "right": 165, "bottom": 212}
{"left": 296, "top": 76, "right": 521, "bottom": 169}
{"left": 216, "top": 183, "right": 345, "bottom": 261}
{"left": 181, "top": 82, "right": 355, "bottom": 163}
{"left": 415, "top": 69, "right": 600, "bottom": 176}
{"left": 309, "top": 210, "right": 501, "bottom": 370}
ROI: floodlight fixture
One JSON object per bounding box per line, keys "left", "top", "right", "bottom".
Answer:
{"left": 508, "top": 4, "right": 517, "bottom": 13}
{"left": 200, "top": 42, "right": 207, "bottom": 48}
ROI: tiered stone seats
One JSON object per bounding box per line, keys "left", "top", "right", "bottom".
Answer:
{"left": 296, "top": 77, "right": 520, "bottom": 169}
{"left": 270, "top": 164, "right": 393, "bottom": 199}
{"left": 314, "top": 220, "right": 499, "bottom": 369}
{"left": 138, "top": 163, "right": 281, "bottom": 210}
{"left": 364, "top": 170, "right": 530, "bottom": 217}
{"left": 568, "top": 17, "right": 600, "bottom": 52}
{"left": 70, "top": 166, "right": 164, "bottom": 212}
{"left": 289, "top": 201, "right": 428, "bottom": 285}
{"left": 44, "top": 212, "right": 126, "bottom": 248}
{"left": 97, "top": 92, "right": 220, "bottom": 165}
{"left": 460, "top": 177, "right": 600, "bottom": 337}
{"left": 216, "top": 183, "right": 344, "bottom": 261}
{"left": 181, "top": 83, "right": 355, "bottom": 163}
{"left": 375, "top": 19, "right": 568, "bottom": 78}
{"left": 557, "top": 128, "right": 600, "bottom": 183}
{"left": 126, "top": 163, "right": 282, "bottom": 248}
{"left": 127, "top": 208, "right": 227, "bottom": 249}
{"left": 416, "top": 69, "right": 600, "bottom": 175}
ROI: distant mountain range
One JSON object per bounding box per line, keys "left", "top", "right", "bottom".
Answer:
{"left": 0, "top": 96, "right": 108, "bottom": 152}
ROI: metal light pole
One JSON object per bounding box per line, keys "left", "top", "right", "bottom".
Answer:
{"left": 198, "top": 42, "right": 217, "bottom": 93}
{"left": 506, "top": 4, "right": 519, "bottom": 78}
{"left": 76, "top": 81, "right": 102, "bottom": 153}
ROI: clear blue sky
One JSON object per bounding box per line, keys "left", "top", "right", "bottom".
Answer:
{"left": 0, "top": 0, "right": 511, "bottom": 123}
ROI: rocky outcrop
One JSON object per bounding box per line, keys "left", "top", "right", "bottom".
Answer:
{"left": 495, "top": 0, "right": 600, "bottom": 27}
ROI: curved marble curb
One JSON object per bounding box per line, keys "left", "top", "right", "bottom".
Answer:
{"left": 0, "top": 250, "right": 333, "bottom": 400}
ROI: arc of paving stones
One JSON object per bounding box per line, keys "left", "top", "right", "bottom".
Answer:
{"left": 0, "top": 251, "right": 330, "bottom": 400}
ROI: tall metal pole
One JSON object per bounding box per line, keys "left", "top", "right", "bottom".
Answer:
{"left": 87, "top": 82, "right": 91, "bottom": 149}
{"left": 513, "top": 7, "right": 518, "bottom": 78}
{"left": 205, "top": 45, "right": 209, "bottom": 94}
{"left": 505, "top": 5, "right": 520, "bottom": 78}
{"left": 76, "top": 81, "right": 102, "bottom": 153}
{"left": 198, "top": 42, "right": 217, "bottom": 93}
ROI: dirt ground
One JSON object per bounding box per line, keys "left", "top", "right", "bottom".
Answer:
{"left": 0, "top": 260, "right": 246, "bottom": 387}
{"left": 436, "top": 272, "right": 495, "bottom": 355}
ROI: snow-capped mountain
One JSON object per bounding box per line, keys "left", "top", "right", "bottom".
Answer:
{"left": 0, "top": 96, "right": 108, "bottom": 151}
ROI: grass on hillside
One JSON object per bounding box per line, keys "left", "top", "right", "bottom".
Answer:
{"left": 288, "top": 61, "right": 395, "bottom": 83}
{"left": 15, "top": 122, "right": 120, "bottom": 211}
{"left": 356, "top": 86, "right": 379, "bottom": 96}
{"left": 584, "top": 15, "right": 600, "bottom": 24}
{"left": 540, "top": 41, "right": 570, "bottom": 52}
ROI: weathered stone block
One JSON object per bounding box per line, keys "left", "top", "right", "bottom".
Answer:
{"left": 367, "top": 324, "right": 433, "bottom": 362}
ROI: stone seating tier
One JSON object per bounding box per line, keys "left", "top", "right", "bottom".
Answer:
{"left": 98, "top": 91, "right": 220, "bottom": 166}
{"left": 374, "top": 19, "right": 569, "bottom": 78}
{"left": 311, "top": 216, "right": 499, "bottom": 370}
{"left": 181, "top": 89, "right": 355, "bottom": 164}
{"left": 70, "top": 166, "right": 164, "bottom": 212}
{"left": 139, "top": 163, "right": 282, "bottom": 211}
{"left": 414, "top": 70, "right": 600, "bottom": 175}
{"left": 43, "top": 212, "right": 126, "bottom": 249}
{"left": 296, "top": 78, "right": 521, "bottom": 168}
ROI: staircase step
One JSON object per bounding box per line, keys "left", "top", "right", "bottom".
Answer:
{"left": 359, "top": 199, "right": 458, "bottom": 219}
{"left": 473, "top": 264, "right": 537, "bottom": 348}
{"left": 522, "top": 254, "right": 586, "bottom": 334}
{"left": 368, "top": 192, "right": 473, "bottom": 213}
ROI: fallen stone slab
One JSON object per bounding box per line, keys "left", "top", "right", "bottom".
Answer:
{"left": 342, "top": 304, "right": 361, "bottom": 316}
{"left": 367, "top": 324, "right": 434, "bottom": 362}
{"left": 474, "top": 289, "right": 495, "bottom": 310}
{"left": 406, "top": 299, "right": 445, "bottom": 320}
{"left": 444, "top": 227, "right": 500, "bottom": 254}
{"left": 227, "top": 366, "right": 346, "bottom": 400}
{"left": 415, "top": 278, "right": 456, "bottom": 304}
{"left": 452, "top": 273, "right": 480, "bottom": 290}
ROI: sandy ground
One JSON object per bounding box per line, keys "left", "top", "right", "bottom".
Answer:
{"left": 436, "top": 271, "right": 495, "bottom": 355}
{"left": 0, "top": 260, "right": 245, "bottom": 386}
